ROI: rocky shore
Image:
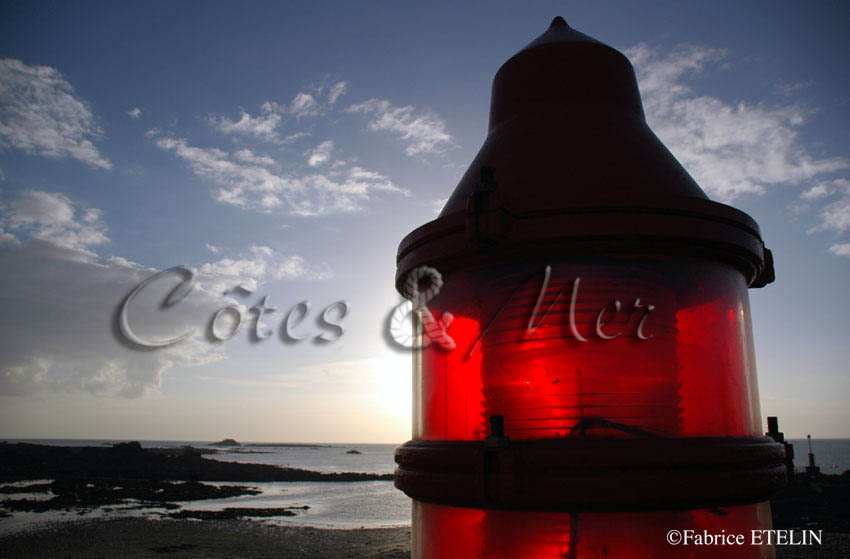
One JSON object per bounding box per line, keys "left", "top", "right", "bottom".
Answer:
{"left": 771, "top": 470, "right": 850, "bottom": 533}
{"left": 0, "top": 441, "right": 392, "bottom": 516}
{"left": 1, "top": 477, "right": 260, "bottom": 514}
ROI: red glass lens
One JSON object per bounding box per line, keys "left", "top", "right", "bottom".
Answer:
{"left": 413, "top": 501, "right": 776, "bottom": 559}
{"left": 413, "top": 257, "right": 762, "bottom": 440}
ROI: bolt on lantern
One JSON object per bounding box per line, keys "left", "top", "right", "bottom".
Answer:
{"left": 394, "top": 17, "right": 786, "bottom": 559}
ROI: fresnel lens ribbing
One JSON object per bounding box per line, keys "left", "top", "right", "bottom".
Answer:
{"left": 395, "top": 17, "right": 785, "bottom": 559}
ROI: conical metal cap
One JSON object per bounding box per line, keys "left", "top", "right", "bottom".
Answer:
{"left": 397, "top": 18, "right": 773, "bottom": 289}
{"left": 441, "top": 17, "right": 707, "bottom": 217}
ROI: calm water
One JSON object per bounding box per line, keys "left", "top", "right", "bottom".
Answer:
{"left": 787, "top": 438, "right": 850, "bottom": 474}
{"left": 209, "top": 443, "right": 397, "bottom": 474}
{"left": 2, "top": 438, "right": 849, "bottom": 536}
{"left": 2, "top": 440, "right": 397, "bottom": 474}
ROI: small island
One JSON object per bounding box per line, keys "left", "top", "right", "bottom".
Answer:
{"left": 346, "top": 449, "right": 362, "bottom": 454}
{"left": 210, "top": 438, "right": 241, "bottom": 447}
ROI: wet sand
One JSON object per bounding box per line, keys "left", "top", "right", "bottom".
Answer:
{"left": 0, "top": 517, "right": 411, "bottom": 558}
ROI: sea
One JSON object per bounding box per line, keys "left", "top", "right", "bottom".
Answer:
{"left": 1, "top": 438, "right": 848, "bottom": 537}
{"left": 787, "top": 438, "right": 850, "bottom": 475}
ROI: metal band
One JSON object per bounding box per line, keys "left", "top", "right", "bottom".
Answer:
{"left": 396, "top": 199, "right": 773, "bottom": 294}
{"left": 395, "top": 436, "right": 787, "bottom": 512}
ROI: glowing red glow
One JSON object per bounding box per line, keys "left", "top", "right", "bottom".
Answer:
{"left": 409, "top": 257, "right": 771, "bottom": 558}
{"left": 413, "top": 501, "right": 776, "bottom": 559}
{"left": 413, "top": 257, "right": 762, "bottom": 440}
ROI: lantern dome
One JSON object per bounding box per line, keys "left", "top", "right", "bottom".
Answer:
{"left": 399, "top": 17, "right": 774, "bottom": 291}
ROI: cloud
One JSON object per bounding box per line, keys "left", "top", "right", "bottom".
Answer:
{"left": 0, "top": 58, "right": 112, "bottom": 169}
{"left": 127, "top": 107, "right": 141, "bottom": 119}
{"left": 289, "top": 92, "right": 320, "bottom": 119}
{"left": 205, "top": 243, "right": 220, "bottom": 254}
{"left": 207, "top": 101, "right": 284, "bottom": 141}
{"left": 154, "top": 136, "right": 293, "bottom": 207}
{"left": 1, "top": 189, "right": 108, "bottom": 252}
{"left": 802, "top": 179, "right": 850, "bottom": 255}
{"left": 346, "top": 98, "right": 453, "bottom": 156}
{"left": 282, "top": 132, "right": 310, "bottom": 144}
{"left": 626, "top": 44, "right": 848, "bottom": 202}
{"left": 306, "top": 140, "right": 333, "bottom": 167}
{"left": 0, "top": 190, "right": 330, "bottom": 398}
{"left": 0, "top": 240, "right": 229, "bottom": 398}
{"left": 234, "top": 148, "right": 275, "bottom": 166}
{"left": 154, "top": 135, "right": 408, "bottom": 215}
{"left": 801, "top": 183, "right": 831, "bottom": 201}
{"left": 207, "top": 89, "right": 328, "bottom": 141}
{"left": 828, "top": 242, "right": 850, "bottom": 257}
{"left": 199, "top": 244, "right": 326, "bottom": 292}
{"left": 431, "top": 197, "right": 448, "bottom": 215}
{"left": 301, "top": 166, "right": 410, "bottom": 214}
{"left": 0, "top": 191, "right": 232, "bottom": 398}
{"left": 773, "top": 80, "right": 816, "bottom": 97}
{"left": 817, "top": 201, "right": 850, "bottom": 235}
{"left": 812, "top": 201, "right": 850, "bottom": 235}
{"left": 327, "top": 81, "right": 348, "bottom": 105}
{"left": 0, "top": 226, "right": 19, "bottom": 247}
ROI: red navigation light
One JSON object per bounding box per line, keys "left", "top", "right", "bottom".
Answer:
{"left": 415, "top": 258, "right": 762, "bottom": 442}
{"left": 394, "top": 16, "right": 784, "bottom": 559}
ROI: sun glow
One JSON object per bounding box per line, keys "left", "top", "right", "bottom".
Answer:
{"left": 373, "top": 352, "right": 413, "bottom": 429}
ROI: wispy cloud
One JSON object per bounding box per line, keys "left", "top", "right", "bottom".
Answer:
{"left": 805, "top": 179, "right": 850, "bottom": 245}
{"left": 327, "top": 81, "right": 348, "bottom": 105}
{"left": 773, "top": 80, "right": 816, "bottom": 97}
{"left": 282, "top": 132, "right": 310, "bottom": 144}
{"left": 431, "top": 197, "right": 448, "bottom": 215}
{"left": 127, "top": 107, "right": 141, "bottom": 119}
{"left": 289, "top": 92, "right": 320, "bottom": 119}
{"left": 166, "top": 83, "right": 427, "bottom": 215}
{"left": 801, "top": 183, "right": 831, "bottom": 201}
{"left": 234, "top": 148, "right": 275, "bottom": 167}
{"left": 289, "top": 81, "right": 348, "bottom": 115}
{"left": 207, "top": 101, "right": 284, "bottom": 141}
{"left": 1, "top": 189, "right": 108, "bottom": 252}
{"left": 346, "top": 98, "right": 454, "bottom": 156}
{"left": 153, "top": 134, "right": 408, "bottom": 215}
{"left": 199, "top": 244, "right": 327, "bottom": 292}
{"left": 627, "top": 44, "right": 847, "bottom": 203}
{"left": 0, "top": 58, "right": 112, "bottom": 169}
{"left": 306, "top": 140, "right": 333, "bottom": 167}
{"left": 797, "top": 177, "right": 850, "bottom": 257}
{"left": 153, "top": 135, "right": 294, "bottom": 209}
{"left": 817, "top": 200, "right": 850, "bottom": 236}
{"left": 207, "top": 85, "right": 338, "bottom": 142}
{"left": 828, "top": 242, "right": 850, "bottom": 257}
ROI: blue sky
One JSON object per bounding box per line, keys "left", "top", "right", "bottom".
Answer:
{"left": 0, "top": 1, "right": 848, "bottom": 442}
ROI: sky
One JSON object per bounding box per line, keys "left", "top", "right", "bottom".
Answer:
{"left": 0, "top": 1, "right": 848, "bottom": 442}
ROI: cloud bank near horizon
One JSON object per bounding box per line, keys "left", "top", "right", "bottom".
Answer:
{"left": 0, "top": 189, "right": 324, "bottom": 398}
